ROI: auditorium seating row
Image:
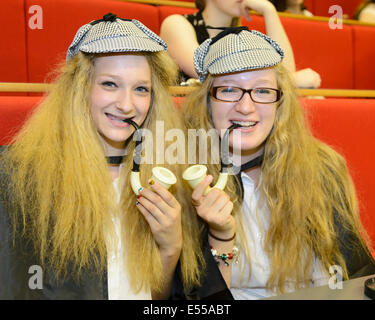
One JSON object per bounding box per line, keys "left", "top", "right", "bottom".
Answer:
{"left": 1, "top": 0, "right": 375, "bottom": 89}
{"left": 296, "top": 0, "right": 363, "bottom": 18}
{"left": 173, "top": 0, "right": 364, "bottom": 19}
{"left": 1, "top": 94, "right": 374, "bottom": 254}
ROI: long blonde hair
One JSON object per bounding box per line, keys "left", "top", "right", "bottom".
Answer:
{"left": 0, "top": 51, "right": 204, "bottom": 293}
{"left": 182, "top": 63, "right": 372, "bottom": 293}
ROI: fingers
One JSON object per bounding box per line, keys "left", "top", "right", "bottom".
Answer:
{"left": 136, "top": 198, "right": 160, "bottom": 225}
{"left": 202, "top": 188, "right": 230, "bottom": 212}
{"left": 196, "top": 189, "right": 235, "bottom": 234}
{"left": 136, "top": 180, "right": 182, "bottom": 252}
{"left": 241, "top": 5, "right": 252, "bottom": 21}
{"left": 146, "top": 179, "right": 180, "bottom": 210}
{"left": 136, "top": 180, "right": 180, "bottom": 222}
{"left": 137, "top": 191, "right": 166, "bottom": 225}
{"left": 191, "top": 175, "right": 213, "bottom": 206}
{"left": 208, "top": 200, "right": 234, "bottom": 231}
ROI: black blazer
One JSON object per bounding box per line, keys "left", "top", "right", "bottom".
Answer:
{"left": 0, "top": 192, "right": 232, "bottom": 300}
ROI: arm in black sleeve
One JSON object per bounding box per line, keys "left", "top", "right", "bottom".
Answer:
{"left": 171, "top": 231, "right": 234, "bottom": 300}
{"left": 334, "top": 213, "right": 375, "bottom": 278}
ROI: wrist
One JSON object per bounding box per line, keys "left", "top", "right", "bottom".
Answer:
{"left": 159, "top": 243, "right": 182, "bottom": 260}
{"left": 209, "top": 230, "right": 236, "bottom": 242}
{"left": 208, "top": 226, "right": 236, "bottom": 241}
{"left": 261, "top": 4, "right": 277, "bottom": 17}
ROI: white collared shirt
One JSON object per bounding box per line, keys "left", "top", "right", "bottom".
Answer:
{"left": 230, "top": 172, "right": 329, "bottom": 300}
{"left": 106, "top": 169, "right": 151, "bottom": 300}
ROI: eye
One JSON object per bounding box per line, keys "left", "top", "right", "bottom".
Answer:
{"left": 135, "top": 86, "right": 151, "bottom": 94}
{"left": 219, "top": 86, "right": 237, "bottom": 93}
{"left": 254, "top": 88, "right": 273, "bottom": 94}
{"left": 101, "top": 81, "right": 117, "bottom": 88}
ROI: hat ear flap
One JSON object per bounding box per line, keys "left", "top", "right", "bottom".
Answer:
{"left": 132, "top": 19, "right": 167, "bottom": 50}
{"left": 250, "top": 30, "right": 284, "bottom": 58}
{"left": 66, "top": 23, "right": 93, "bottom": 61}
{"left": 194, "top": 38, "right": 212, "bottom": 82}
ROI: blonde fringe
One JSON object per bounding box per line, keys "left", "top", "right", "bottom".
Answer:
{"left": 182, "top": 64, "right": 373, "bottom": 294}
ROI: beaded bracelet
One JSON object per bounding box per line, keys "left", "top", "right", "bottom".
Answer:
{"left": 210, "top": 245, "right": 239, "bottom": 266}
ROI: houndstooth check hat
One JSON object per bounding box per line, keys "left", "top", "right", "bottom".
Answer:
{"left": 66, "top": 13, "right": 167, "bottom": 61}
{"left": 194, "top": 27, "right": 284, "bottom": 82}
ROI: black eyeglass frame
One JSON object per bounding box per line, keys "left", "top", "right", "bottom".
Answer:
{"left": 210, "top": 86, "right": 283, "bottom": 104}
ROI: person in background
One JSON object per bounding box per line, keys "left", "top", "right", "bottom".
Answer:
{"left": 354, "top": 0, "right": 375, "bottom": 23}
{"left": 160, "top": 0, "right": 321, "bottom": 88}
{"left": 181, "top": 27, "right": 375, "bottom": 299}
{"left": 269, "top": 0, "right": 313, "bottom": 17}
{"left": 0, "top": 14, "right": 208, "bottom": 300}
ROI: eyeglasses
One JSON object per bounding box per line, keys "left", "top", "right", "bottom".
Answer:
{"left": 210, "top": 86, "right": 282, "bottom": 104}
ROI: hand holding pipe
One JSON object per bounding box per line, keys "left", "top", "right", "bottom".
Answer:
{"left": 182, "top": 124, "right": 240, "bottom": 195}
{"left": 123, "top": 119, "right": 177, "bottom": 195}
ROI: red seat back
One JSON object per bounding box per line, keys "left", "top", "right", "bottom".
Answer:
{"left": 25, "top": 0, "right": 159, "bottom": 83}
{"left": 0, "top": 0, "right": 27, "bottom": 82}
{"left": 302, "top": 97, "right": 375, "bottom": 245}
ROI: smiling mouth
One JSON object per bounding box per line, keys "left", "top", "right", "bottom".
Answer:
{"left": 231, "top": 120, "right": 258, "bottom": 128}
{"left": 105, "top": 113, "right": 135, "bottom": 124}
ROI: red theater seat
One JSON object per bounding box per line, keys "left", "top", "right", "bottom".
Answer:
{"left": 158, "top": 5, "right": 197, "bottom": 24}
{"left": 303, "top": 0, "right": 314, "bottom": 13}
{"left": 0, "top": 0, "right": 28, "bottom": 82}
{"left": 302, "top": 97, "right": 375, "bottom": 247}
{"left": 312, "top": 0, "right": 363, "bottom": 19}
{"left": 352, "top": 25, "right": 375, "bottom": 90}
{"left": 0, "top": 96, "right": 42, "bottom": 145}
{"left": 25, "top": 0, "right": 159, "bottom": 83}
{"left": 281, "top": 17, "right": 354, "bottom": 89}
{"left": 240, "top": 15, "right": 266, "bottom": 34}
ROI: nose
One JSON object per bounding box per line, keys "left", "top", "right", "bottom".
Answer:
{"left": 115, "top": 89, "right": 134, "bottom": 113}
{"left": 234, "top": 91, "right": 256, "bottom": 114}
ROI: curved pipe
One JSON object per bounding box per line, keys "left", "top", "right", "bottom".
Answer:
{"left": 182, "top": 123, "right": 240, "bottom": 195}
{"left": 123, "top": 119, "right": 177, "bottom": 195}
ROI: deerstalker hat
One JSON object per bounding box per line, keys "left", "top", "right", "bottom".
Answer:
{"left": 194, "top": 27, "right": 284, "bottom": 82}
{"left": 66, "top": 13, "right": 167, "bottom": 61}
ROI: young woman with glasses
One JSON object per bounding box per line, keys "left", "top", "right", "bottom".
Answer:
{"left": 179, "top": 27, "right": 375, "bottom": 299}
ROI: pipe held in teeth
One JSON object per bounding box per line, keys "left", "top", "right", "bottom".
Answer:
{"left": 182, "top": 123, "right": 240, "bottom": 195}
{"left": 123, "top": 119, "right": 177, "bottom": 195}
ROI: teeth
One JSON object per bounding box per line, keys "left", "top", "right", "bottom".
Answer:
{"left": 107, "top": 114, "right": 125, "bottom": 122}
{"left": 232, "top": 120, "right": 257, "bottom": 127}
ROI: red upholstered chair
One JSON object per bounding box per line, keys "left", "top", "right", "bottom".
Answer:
{"left": 303, "top": 0, "right": 314, "bottom": 14}
{"left": 0, "top": 0, "right": 28, "bottom": 83}
{"left": 312, "top": 0, "right": 363, "bottom": 19}
{"left": 280, "top": 17, "right": 354, "bottom": 89}
{"left": 352, "top": 25, "right": 375, "bottom": 90}
{"left": 158, "top": 5, "right": 197, "bottom": 24}
{"left": 0, "top": 96, "right": 42, "bottom": 145}
{"left": 240, "top": 15, "right": 266, "bottom": 34}
{"left": 25, "top": 0, "right": 159, "bottom": 83}
{"left": 302, "top": 98, "right": 375, "bottom": 251}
